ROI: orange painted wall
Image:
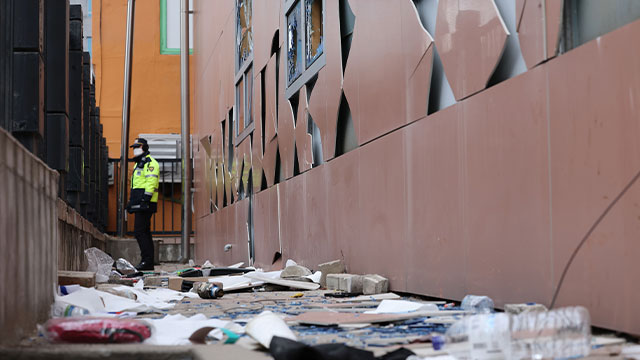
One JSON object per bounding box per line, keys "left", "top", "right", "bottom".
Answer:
{"left": 92, "top": 0, "right": 194, "bottom": 234}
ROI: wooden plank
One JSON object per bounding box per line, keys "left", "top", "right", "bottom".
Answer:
{"left": 244, "top": 272, "right": 320, "bottom": 290}
{"left": 58, "top": 270, "right": 96, "bottom": 288}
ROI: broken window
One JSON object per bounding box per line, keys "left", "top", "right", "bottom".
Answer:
{"left": 236, "top": 78, "right": 244, "bottom": 136}
{"left": 287, "top": 2, "right": 304, "bottom": 85}
{"left": 285, "top": 0, "right": 326, "bottom": 98}
{"left": 305, "top": 0, "right": 323, "bottom": 67}
{"left": 235, "top": 66, "right": 254, "bottom": 139}
{"left": 245, "top": 66, "right": 253, "bottom": 129}
{"left": 236, "top": 0, "right": 253, "bottom": 69}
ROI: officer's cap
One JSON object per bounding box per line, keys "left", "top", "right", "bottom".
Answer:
{"left": 130, "top": 138, "right": 148, "bottom": 148}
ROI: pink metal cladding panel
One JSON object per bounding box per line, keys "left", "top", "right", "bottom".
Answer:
{"left": 344, "top": 0, "right": 433, "bottom": 145}
{"left": 518, "top": 0, "right": 564, "bottom": 68}
{"left": 295, "top": 86, "right": 313, "bottom": 172}
{"left": 545, "top": 0, "right": 563, "bottom": 58}
{"left": 326, "top": 148, "right": 361, "bottom": 269}
{"left": 434, "top": 0, "right": 508, "bottom": 100}
{"left": 199, "top": 198, "right": 250, "bottom": 266}
{"left": 193, "top": 0, "right": 233, "bottom": 79}
{"left": 403, "top": 106, "right": 467, "bottom": 300}
{"left": 548, "top": 23, "right": 640, "bottom": 332}
{"left": 214, "top": 125, "right": 225, "bottom": 211}
{"left": 251, "top": 72, "right": 264, "bottom": 193}
{"left": 277, "top": 53, "right": 297, "bottom": 180}
{"left": 278, "top": 172, "right": 307, "bottom": 262}
{"left": 353, "top": 132, "right": 408, "bottom": 285}
{"left": 263, "top": 55, "right": 278, "bottom": 187}
{"left": 253, "top": 185, "right": 281, "bottom": 269}
{"left": 515, "top": 0, "right": 526, "bottom": 27}
{"left": 402, "top": 1, "right": 434, "bottom": 122}
{"left": 307, "top": 0, "right": 343, "bottom": 161}
{"left": 235, "top": 136, "right": 252, "bottom": 198}
{"left": 252, "top": 0, "right": 281, "bottom": 73}
{"left": 462, "top": 65, "right": 552, "bottom": 306}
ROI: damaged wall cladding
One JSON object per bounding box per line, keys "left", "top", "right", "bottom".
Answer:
{"left": 193, "top": 0, "right": 640, "bottom": 334}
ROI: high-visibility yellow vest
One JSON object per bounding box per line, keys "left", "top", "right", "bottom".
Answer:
{"left": 131, "top": 154, "right": 160, "bottom": 203}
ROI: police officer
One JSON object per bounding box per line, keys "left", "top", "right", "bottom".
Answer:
{"left": 126, "top": 138, "right": 160, "bottom": 271}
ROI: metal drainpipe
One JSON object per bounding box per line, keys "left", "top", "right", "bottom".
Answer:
{"left": 117, "top": 0, "right": 136, "bottom": 237}
{"left": 179, "top": 0, "right": 192, "bottom": 263}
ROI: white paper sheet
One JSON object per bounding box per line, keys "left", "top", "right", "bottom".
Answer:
{"left": 364, "top": 300, "right": 440, "bottom": 314}
{"left": 145, "top": 314, "right": 238, "bottom": 345}
{"left": 305, "top": 271, "right": 322, "bottom": 284}
{"left": 245, "top": 311, "right": 296, "bottom": 348}
{"left": 55, "top": 287, "right": 158, "bottom": 313}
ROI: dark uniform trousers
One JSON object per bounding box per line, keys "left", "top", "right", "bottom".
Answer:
{"left": 134, "top": 202, "right": 157, "bottom": 264}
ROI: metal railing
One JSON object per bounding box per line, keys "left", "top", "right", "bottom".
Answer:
{"left": 108, "top": 157, "right": 191, "bottom": 236}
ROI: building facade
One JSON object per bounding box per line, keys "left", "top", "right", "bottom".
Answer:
{"left": 92, "top": 0, "right": 193, "bottom": 234}
{"left": 193, "top": 0, "right": 640, "bottom": 334}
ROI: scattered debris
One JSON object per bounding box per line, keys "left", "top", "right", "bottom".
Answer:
{"left": 58, "top": 270, "right": 96, "bottom": 288}
{"left": 38, "top": 260, "right": 630, "bottom": 359}
{"left": 364, "top": 300, "right": 440, "bottom": 314}
{"left": 42, "top": 317, "right": 153, "bottom": 343}
{"left": 503, "top": 302, "right": 548, "bottom": 315}
{"left": 193, "top": 281, "right": 224, "bottom": 299}
{"left": 434, "top": 306, "right": 591, "bottom": 359}
{"left": 246, "top": 311, "right": 297, "bottom": 349}
{"left": 459, "top": 295, "right": 494, "bottom": 314}
{"left": 245, "top": 271, "right": 321, "bottom": 290}
{"left": 363, "top": 274, "right": 389, "bottom": 295}
{"left": 84, "top": 247, "right": 113, "bottom": 283}
{"left": 317, "top": 259, "right": 346, "bottom": 287}
{"left": 281, "top": 264, "right": 312, "bottom": 278}
{"left": 115, "top": 258, "right": 137, "bottom": 275}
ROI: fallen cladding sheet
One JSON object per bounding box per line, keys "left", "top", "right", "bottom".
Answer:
{"left": 244, "top": 272, "right": 321, "bottom": 290}
{"left": 286, "top": 310, "right": 468, "bottom": 326}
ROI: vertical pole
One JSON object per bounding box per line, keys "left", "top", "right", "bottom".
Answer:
{"left": 117, "top": 0, "right": 136, "bottom": 237}
{"left": 179, "top": 0, "right": 192, "bottom": 262}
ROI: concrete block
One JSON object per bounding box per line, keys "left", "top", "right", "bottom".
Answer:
{"left": 340, "top": 274, "right": 363, "bottom": 294}
{"left": 281, "top": 264, "right": 312, "bottom": 278}
{"left": 326, "top": 274, "right": 363, "bottom": 293}
{"left": 318, "top": 259, "right": 345, "bottom": 288}
{"left": 58, "top": 270, "right": 96, "bottom": 288}
{"left": 363, "top": 274, "right": 389, "bottom": 295}
{"left": 326, "top": 274, "right": 341, "bottom": 290}
{"left": 143, "top": 276, "right": 169, "bottom": 287}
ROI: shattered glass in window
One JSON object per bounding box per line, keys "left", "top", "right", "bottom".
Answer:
{"left": 287, "top": 2, "right": 303, "bottom": 85}
{"left": 245, "top": 67, "right": 253, "bottom": 128}
{"left": 305, "top": 0, "right": 323, "bottom": 67}
{"left": 237, "top": 0, "right": 253, "bottom": 69}
{"left": 236, "top": 78, "right": 244, "bottom": 135}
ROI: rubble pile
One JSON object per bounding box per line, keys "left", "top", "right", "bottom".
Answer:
{"left": 35, "top": 248, "right": 633, "bottom": 359}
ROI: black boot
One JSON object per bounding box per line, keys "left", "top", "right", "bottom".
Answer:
{"left": 135, "top": 261, "right": 154, "bottom": 271}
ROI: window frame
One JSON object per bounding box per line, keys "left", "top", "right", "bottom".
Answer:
{"left": 235, "top": 0, "right": 255, "bottom": 145}
{"left": 235, "top": 66, "right": 255, "bottom": 145}
{"left": 284, "top": 0, "right": 327, "bottom": 100}
{"left": 235, "top": 0, "right": 254, "bottom": 74}
{"left": 159, "top": 0, "right": 194, "bottom": 55}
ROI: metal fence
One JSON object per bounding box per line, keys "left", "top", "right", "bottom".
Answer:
{"left": 108, "top": 158, "right": 190, "bottom": 235}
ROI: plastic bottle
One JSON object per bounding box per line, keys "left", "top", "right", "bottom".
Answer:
{"left": 460, "top": 295, "right": 494, "bottom": 314}
{"left": 433, "top": 306, "right": 591, "bottom": 360}
{"left": 194, "top": 282, "right": 224, "bottom": 299}
{"left": 51, "top": 302, "right": 91, "bottom": 317}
